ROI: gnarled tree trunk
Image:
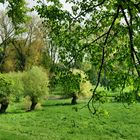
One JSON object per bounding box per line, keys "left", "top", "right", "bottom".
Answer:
{"left": 71, "top": 94, "right": 78, "bottom": 105}
{"left": 0, "top": 97, "right": 9, "bottom": 113}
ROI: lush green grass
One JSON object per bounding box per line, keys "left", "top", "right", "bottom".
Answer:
{"left": 1, "top": 99, "right": 140, "bottom": 140}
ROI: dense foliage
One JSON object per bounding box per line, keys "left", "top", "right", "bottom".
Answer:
{"left": 7, "top": 72, "right": 24, "bottom": 102}
{"left": 35, "top": 0, "right": 140, "bottom": 112}
{"left": 0, "top": 74, "right": 13, "bottom": 98}
{"left": 56, "top": 69, "right": 93, "bottom": 104}
{"left": 22, "top": 66, "right": 49, "bottom": 110}
{"left": 72, "top": 69, "right": 93, "bottom": 98}
{"left": 0, "top": 74, "right": 14, "bottom": 113}
{"left": 23, "top": 66, "right": 49, "bottom": 98}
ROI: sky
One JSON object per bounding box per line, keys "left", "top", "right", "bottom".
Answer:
{"left": 0, "top": 2, "right": 7, "bottom": 10}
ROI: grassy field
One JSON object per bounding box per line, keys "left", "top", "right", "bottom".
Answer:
{"left": 0, "top": 99, "right": 140, "bottom": 140}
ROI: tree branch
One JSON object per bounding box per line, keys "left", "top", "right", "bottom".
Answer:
{"left": 87, "top": 5, "right": 120, "bottom": 114}
{"left": 120, "top": 5, "right": 140, "bottom": 77}
{"left": 133, "top": 2, "right": 140, "bottom": 13}
{"left": 73, "top": 0, "right": 106, "bottom": 20}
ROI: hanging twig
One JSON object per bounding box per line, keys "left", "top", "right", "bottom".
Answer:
{"left": 87, "top": 5, "right": 120, "bottom": 114}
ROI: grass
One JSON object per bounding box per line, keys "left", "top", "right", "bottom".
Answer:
{"left": 0, "top": 99, "right": 140, "bottom": 140}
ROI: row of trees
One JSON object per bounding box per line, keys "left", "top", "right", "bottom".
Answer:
{"left": 0, "top": 66, "right": 93, "bottom": 113}
{"left": 0, "top": 66, "right": 49, "bottom": 113}
{"left": 0, "top": 3, "right": 94, "bottom": 113}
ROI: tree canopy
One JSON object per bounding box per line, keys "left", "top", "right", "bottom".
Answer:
{"left": 0, "top": 0, "right": 29, "bottom": 27}
{"left": 35, "top": 0, "right": 140, "bottom": 113}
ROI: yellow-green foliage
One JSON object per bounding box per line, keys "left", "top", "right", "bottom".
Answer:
{"left": 22, "top": 96, "right": 42, "bottom": 110}
{"left": 22, "top": 66, "right": 49, "bottom": 99}
{"left": 6, "top": 72, "right": 24, "bottom": 100}
{"left": 72, "top": 69, "right": 93, "bottom": 97}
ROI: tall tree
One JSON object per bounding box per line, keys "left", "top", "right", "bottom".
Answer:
{"left": 11, "top": 16, "right": 45, "bottom": 71}
{"left": 0, "top": 0, "right": 29, "bottom": 29}
{"left": 35, "top": 0, "right": 140, "bottom": 113}
{"left": 0, "top": 0, "right": 29, "bottom": 71}
{"left": 0, "top": 11, "right": 15, "bottom": 71}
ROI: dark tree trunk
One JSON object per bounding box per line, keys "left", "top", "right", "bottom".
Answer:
{"left": 30, "top": 97, "right": 37, "bottom": 111}
{"left": 0, "top": 98, "right": 9, "bottom": 114}
{"left": 71, "top": 94, "right": 78, "bottom": 105}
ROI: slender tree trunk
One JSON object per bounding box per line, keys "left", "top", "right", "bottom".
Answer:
{"left": 30, "top": 97, "right": 37, "bottom": 111}
{"left": 71, "top": 94, "right": 78, "bottom": 105}
{"left": 0, "top": 97, "right": 9, "bottom": 113}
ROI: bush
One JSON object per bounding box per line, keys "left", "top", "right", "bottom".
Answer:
{"left": 7, "top": 72, "right": 24, "bottom": 102}
{"left": 72, "top": 69, "right": 93, "bottom": 98}
{"left": 114, "top": 91, "right": 136, "bottom": 104}
{"left": 58, "top": 69, "right": 93, "bottom": 104}
{"left": 0, "top": 74, "right": 14, "bottom": 113}
{"left": 0, "top": 74, "right": 14, "bottom": 98}
{"left": 22, "top": 66, "right": 49, "bottom": 110}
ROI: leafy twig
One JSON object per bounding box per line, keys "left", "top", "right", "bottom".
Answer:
{"left": 87, "top": 5, "right": 120, "bottom": 114}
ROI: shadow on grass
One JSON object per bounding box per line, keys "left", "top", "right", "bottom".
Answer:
{"left": 42, "top": 102, "right": 72, "bottom": 107}
{"left": 42, "top": 101, "right": 85, "bottom": 107}
{"left": 0, "top": 111, "right": 26, "bottom": 115}
{"left": 1, "top": 108, "right": 37, "bottom": 115}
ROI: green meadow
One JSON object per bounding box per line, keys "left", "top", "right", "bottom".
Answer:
{"left": 0, "top": 99, "right": 140, "bottom": 140}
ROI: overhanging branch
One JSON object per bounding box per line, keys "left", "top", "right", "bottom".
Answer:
{"left": 87, "top": 5, "right": 120, "bottom": 114}
{"left": 120, "top": 5, "right": 140, "bottom": 77}
{"left": 73, "top": 0, "right": 106, "bottom": 20}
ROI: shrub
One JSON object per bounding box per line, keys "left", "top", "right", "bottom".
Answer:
{"left": 0, "top": 74, "right": 14, "bottom": 113}
{"left": 22, "top": 66, "right": 49, "bottom": 111}
{"left": 7, "top": 72, "right": 24, "bottom": 102}
{"left": 58, "top": 69, "right": 93, "bottom": 104}
{"left": 72, "top": 69, "right": 93, "bottom": 98}
{"left": 114, "top": 91, "right": 136, "bottom": 104}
